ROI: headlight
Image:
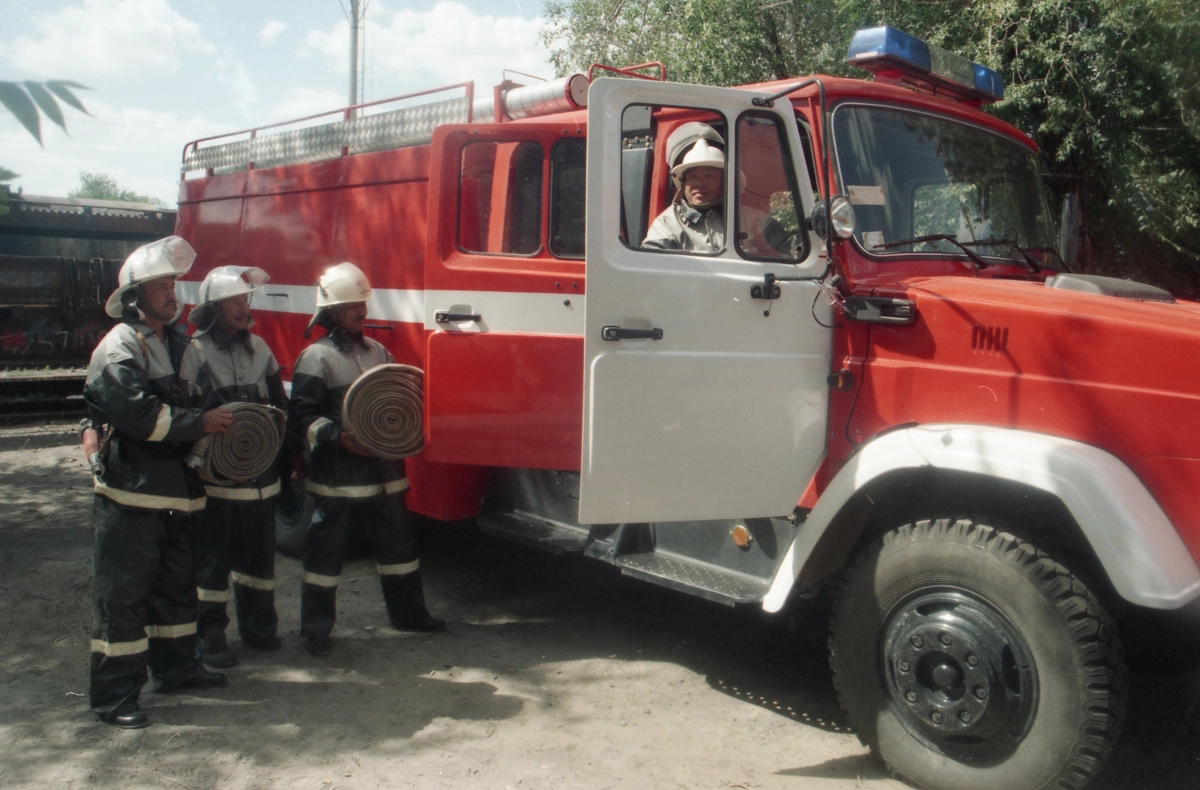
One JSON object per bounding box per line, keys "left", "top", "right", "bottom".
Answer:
{"left": 830, "top": 196, "right": 856, "bottom": 239}
{"left": 808, "top": 196, "right": 857, "bottom": 241}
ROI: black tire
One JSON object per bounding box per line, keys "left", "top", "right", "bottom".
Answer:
{"left": 829, "top": 518, "right": 1126, "bottom": 790}
{"left": 275, "top": 472, "right": 313, "bottom": 558}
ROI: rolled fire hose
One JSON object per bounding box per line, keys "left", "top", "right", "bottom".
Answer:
{"left": 341, "top": 363, "right": 424, "bottom": 459}
{"left": 186, "top": 402, "right": 286, "bottom": 485}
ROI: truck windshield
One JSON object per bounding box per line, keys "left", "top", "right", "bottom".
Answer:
{"left": 833, "top": 104, "right": 1058, "bottom": 267}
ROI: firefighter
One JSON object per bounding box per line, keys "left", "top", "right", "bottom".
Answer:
{"left": 643, "top": 122, "right": 727, "bottom": 252}
{"left": 288, "top": 262, "right": 446, "bottom": 657}
{"left": 179, "top": 266, "right": 288, "bottom": 668}
{"left": 84, "top": 236, "right": 234, "bottom": 729}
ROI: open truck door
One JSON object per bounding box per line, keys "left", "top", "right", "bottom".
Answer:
{"left": 579, "top": 78, "right": 833, "bottom": 524}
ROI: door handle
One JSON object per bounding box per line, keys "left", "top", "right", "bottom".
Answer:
{"left": 435, "top": 311, "right": 482, "bottom": 323}
{"left": 601, "top": 325, "right": 663, "bottom": 341}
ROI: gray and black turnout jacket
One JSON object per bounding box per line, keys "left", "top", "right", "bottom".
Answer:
{"left": 287, "top": 327, "right": 408, "bottom": 498}
{"left": 179, "top": 324, "right": 288, "bottom": 498}
{"left": 83, "top": 320, "right": 207, "bottom": 512}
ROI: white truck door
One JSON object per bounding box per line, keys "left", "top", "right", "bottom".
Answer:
{"left": 579, "top": 78, "right": 833, "bottom": 524}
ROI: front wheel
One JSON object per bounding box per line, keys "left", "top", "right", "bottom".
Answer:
{"left": 829, "top": 518, "right": 1126, "bottom": 790}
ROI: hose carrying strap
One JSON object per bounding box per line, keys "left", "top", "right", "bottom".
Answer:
{"left": 342, "top": 363, "right": 425, "bottom": 459}
{"left": 187, "top": 402, "right": 286, "bottom": 485}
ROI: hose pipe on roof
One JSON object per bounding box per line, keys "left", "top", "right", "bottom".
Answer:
{"left": 187, "top": 403, "right": 286, "bottom": 485}
{"left": 342, "top": 363, "right": 425, "bottom": 460}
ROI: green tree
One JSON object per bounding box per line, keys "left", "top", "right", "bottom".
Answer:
{"left": 0, "top": 79, "right": 90, "bottom": 145}
{"left": 69, "top": 172, "right": 165, "bottom": 207}
{"left": 1, "top": 79, "right": 90, "bottom": 212}
{"left": 543, "top": 0, "right": 1200, "bottom": 294}
{"left": 542, "top": 0, "right": 852, "bottom": 87}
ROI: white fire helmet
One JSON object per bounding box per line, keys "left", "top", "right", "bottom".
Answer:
{"left": 670, "top": 138, "right": 725, "bottom": 190}
{"left": 104, "top": 235, "right": 196, "bottom": 318}
{"left": 187, "top": 265, "right": 270, "bottom": 333}
{"left": 665, "top": 122, "right": 724, "bottom": 171}
{"left": 305, "top": 262, "right": 372, "bottom": 337}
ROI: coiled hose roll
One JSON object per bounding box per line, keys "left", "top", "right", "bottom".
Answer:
{"left": 342, "top": 363, "right": 424, "bottom": 459}
{"left": 186, "top": 402, "right": 286, "bottom": 485}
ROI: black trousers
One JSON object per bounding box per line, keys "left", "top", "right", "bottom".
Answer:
{"left": 90, "top": 495, "right": 202, "bottom": 716}
{"left": 300, "top": 492, "right": 416, "bottom": 640}
{"left": 195, "top": 492, "right": 279, "bottom": 643}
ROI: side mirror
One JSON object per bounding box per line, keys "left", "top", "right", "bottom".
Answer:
{"left": 808, "top": 196, "right": 856, "bottom": 241}
{"left": 1059, "top": 193, "right": 1080, "bottom": 272}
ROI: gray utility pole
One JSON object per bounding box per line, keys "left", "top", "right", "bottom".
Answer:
{"left": 348, "top": 0, "right": 360, "bottom": 109}
{"left": 344, "top": 0, "right": 369, "bottom": 113}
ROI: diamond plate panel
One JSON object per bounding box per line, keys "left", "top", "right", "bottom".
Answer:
{"left": 182, "top": 95, "right": 471, "bottom": 174}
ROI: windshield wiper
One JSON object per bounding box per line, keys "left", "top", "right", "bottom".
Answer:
{"left": 959, "top": 238, "right": 1042, "bottom": 273}
{"left": 871, "top": 233, "right": 991, "bottom": 270}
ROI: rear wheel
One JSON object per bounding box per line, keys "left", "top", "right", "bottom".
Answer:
{"left": 829, "top": 518, "right": 1126, "bottom": 790}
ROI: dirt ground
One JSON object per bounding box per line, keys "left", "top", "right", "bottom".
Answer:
{"left": 0, "top": 421, "right": 1197, "bottom": 790}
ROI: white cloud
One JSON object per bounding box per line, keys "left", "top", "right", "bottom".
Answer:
{"left": 7, "top": 0, "right": 213, "bottom": 77}
{"left": 301, "top": 1, "right": 551, "bottom": 87}
{"left": 1, "top": 99, "right": 229, "bottom": 206}
{"left": 217, "top": 59, "right": 259, "bottom": 119}
{"left": 267, "top": 87, "right": 346, "bottom": 123}
{"left": 258, "top": 20, "right": 287, "bottom": 47}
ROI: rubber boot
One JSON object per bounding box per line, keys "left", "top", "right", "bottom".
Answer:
{"left": 381, "top": 571, "right": 447, "bottom": 632}
{"left": 198, "top": 624, "right": 238, "bottom": 668}
{"left": 235, "top": 585, "right": 281, "bottom": 652}
{"left": 151, "top": 661, "right": 228, "bottom": 693}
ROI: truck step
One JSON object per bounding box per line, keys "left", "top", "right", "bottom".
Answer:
{"left": 615, "top": 552, "right": 770, "bottom": 606}
{"left": 477, "top": 512, "right": 590, "bottom": 555}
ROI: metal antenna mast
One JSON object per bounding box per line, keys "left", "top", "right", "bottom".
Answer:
{"left": 342, "top": 0, "right": 370, "bottom": 113}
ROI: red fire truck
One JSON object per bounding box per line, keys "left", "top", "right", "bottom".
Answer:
{"left": 174, "top": 27, "right": 1200, "bottom": 790}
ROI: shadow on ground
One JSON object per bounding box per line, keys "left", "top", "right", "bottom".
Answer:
{"left": 0, "top": 422, "right": 1196, "bottom": 789}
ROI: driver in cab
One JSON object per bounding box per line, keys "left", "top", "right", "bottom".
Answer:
{"left": 642, "top": 123, "right": 726, "bottom": 252}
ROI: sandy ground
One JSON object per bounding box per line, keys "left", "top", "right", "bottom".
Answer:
{"left": 0, "top": 421, "right": 1197, "bottom": 790}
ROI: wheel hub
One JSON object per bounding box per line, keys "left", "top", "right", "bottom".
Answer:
{"left": 882, "top": 589, "right": 1038, "bottom": 760}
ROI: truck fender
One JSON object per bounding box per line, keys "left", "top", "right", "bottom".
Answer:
{"left": 762, "top": 424, "right": 1200, "bottom": 612}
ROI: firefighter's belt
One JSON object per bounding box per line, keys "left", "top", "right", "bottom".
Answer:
{"left": 187, "top": 403, "right": 286, "bottom": 485}
{"left": 342, "top": 363, "right": 425, "bottom": 459}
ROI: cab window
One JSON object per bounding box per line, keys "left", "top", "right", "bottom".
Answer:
{"left": 457, "top": 140, "right": 543, "bottom": 255}
{"left": 735, "top": 112, "right": 807, "bottom": 262}
{"left": 549, "top": 138, "right": 586, "bottom": 259}
{"left": 622, "top": 105, "right": 727, "bottom": 256}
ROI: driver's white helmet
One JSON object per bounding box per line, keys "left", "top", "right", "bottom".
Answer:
{"left": 188, "top": 265, "right": 270, "bottom": 333}
{"left": 665, "top": 122, "right": 724, "bottom": 170}
{"left": 305, "top": 262, "right": 372, "bottom": 337}
{"left": 104, "top": 235, "right": 196, "bottom": 318}
{"left": 670, "top": 138, "right": 725, "bottom": 189}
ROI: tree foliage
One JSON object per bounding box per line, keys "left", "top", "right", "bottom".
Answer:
{"left": 542, "top": 0, "right": 1200, "bottom": 293}
{"left": 69, "top": 172, "right": 165, "bottom": 208}
{"left": 0, "top": 80, "right": 90, "bottom": 145}
{"left": 542, "top": 0, "right": 852, "bottom": 87}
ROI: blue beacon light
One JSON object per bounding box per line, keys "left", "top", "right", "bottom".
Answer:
{"left": 846, "top": 26, "right": 1004, "bottom": 104}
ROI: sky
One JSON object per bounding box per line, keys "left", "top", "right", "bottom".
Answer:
{"left": 0, "top": 0, "right": 553, "bottom": 206}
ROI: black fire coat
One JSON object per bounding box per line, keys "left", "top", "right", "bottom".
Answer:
{"left": 84, "top": 320, "right": 206, "bottom": 511}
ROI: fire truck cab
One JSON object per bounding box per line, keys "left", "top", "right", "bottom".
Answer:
{"left": 175, "top": 27, "right": 1200, "bottom": 790}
